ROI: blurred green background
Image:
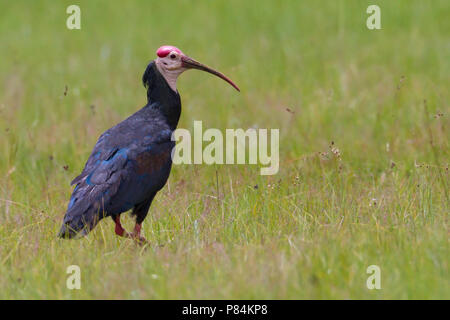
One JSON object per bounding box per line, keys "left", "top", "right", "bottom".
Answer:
{"left": 0, "top": 0, "right": 448, "bottom": 299}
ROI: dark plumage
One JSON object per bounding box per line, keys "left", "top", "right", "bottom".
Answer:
{"left": 58, "top": 45, "right": 239, "bottom": 243}
{"left": 58, "top": 62, "right": 180, "bottom": 240}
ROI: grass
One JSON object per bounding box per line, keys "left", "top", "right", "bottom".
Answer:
{"left": 0, "top": 0, "right": 448, "bottom": 299}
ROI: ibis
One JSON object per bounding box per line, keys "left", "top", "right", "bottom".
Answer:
{"left": 58, "top": 45, "right": 239, "bottom": 243}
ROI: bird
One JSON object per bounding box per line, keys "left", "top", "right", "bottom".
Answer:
{"left": 58, "top": 45, "right": 239, "bottom": 243}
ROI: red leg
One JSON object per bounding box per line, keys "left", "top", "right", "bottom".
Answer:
{"left": 132, "top": 223, "right": 147, "bottom": 245}
{"left": 114, "top": 215, "right": 146, "bottom": 245}
{"left": 114, "top": 215, "right": 129, "bottom": 237}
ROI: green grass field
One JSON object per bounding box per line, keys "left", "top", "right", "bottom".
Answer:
{"left": 0, "top": 0, "right": 448, "bottom": 299}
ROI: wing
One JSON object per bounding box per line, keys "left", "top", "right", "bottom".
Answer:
{"left": 71, "top": 105, "right": 172, "bottom": 186}
{"left": 70, "top": 130, "right": 117, "bottom": 186}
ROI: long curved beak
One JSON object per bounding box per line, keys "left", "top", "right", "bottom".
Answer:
{"left": 181, "top": 55, "right": 240, "bottom": 92}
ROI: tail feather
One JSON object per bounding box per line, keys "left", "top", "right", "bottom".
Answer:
{"left": 58, "top": 223, "right": 83, "bottom": 239}
{"left": 58, "top": 205, "right": 102, "bottom": 239}
{"left": 58, "top": 183, "right": 108, "bottom": 239}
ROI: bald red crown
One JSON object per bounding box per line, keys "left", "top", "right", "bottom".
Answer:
{"left": 156, "top": 45, "right": 182, "bottom": 58}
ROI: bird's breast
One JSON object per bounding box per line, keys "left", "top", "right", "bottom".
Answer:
{"left": 135, "top": 146, "right": 172, "bottom": 175}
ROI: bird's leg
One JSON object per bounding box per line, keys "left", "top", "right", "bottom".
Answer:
{"left": 114, "top": 215, "right": 145, "bottom": 244}
{"left": 114, "top": 215, "right": 131, "bottom": 238}
{"left": 131, "top": 222, "right": 147, "bottom": 245}
{"left": 129, "top": 196, "right": 155, "bottom": 245}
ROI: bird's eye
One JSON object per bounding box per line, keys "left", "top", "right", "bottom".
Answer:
{"left": 170, "top": 54, "right": 176, "bottom": 59}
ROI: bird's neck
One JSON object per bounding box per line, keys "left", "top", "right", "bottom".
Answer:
{"left": 144, "top": 62, "right": 182, "bottom": 130}
{"left": 155, "top": 59, "right": 182, "bottom": 92}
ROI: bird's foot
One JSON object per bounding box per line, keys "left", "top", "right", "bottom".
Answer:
{"left": 132, "top": 234, "right": 148, "bottom": 246}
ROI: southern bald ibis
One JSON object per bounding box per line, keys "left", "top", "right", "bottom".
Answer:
{"left": 58, "top": 45, "right": 239, "bottom": 243}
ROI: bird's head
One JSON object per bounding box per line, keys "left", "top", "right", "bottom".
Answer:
{"left": 154, "top": 45, "right": 240, "bottom": 92}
